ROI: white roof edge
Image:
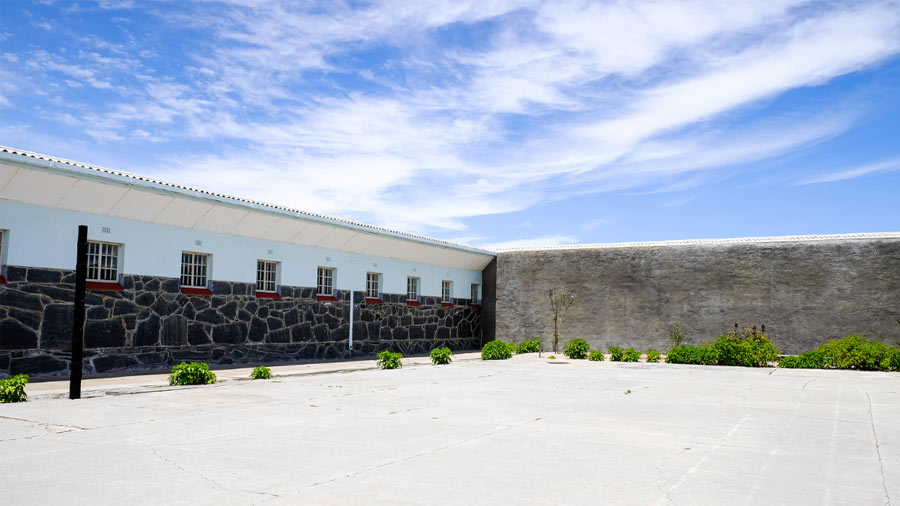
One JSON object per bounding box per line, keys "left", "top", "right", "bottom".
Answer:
{"left": 495, "top": 232, "right": 900, "bottom": 252}
{"left": 0, "top": 146, "right": 495, "bottom": 258}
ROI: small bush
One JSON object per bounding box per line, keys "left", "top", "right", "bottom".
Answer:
{"left": 669, "top": 324, "right": 686, "bottom": 347}
{"left": 506, "top": 342, "right": 517, "bottom": 356}
{"left": 610, "top": 347, "right": 640, "bottom": 362}
{"left": 515, "top": 339, "right": 541, "bottom": 354}
{"left": 482, "top": 340, "right": 513, "bottom": 360}
{"left": 563, "top": 339, "right": 590, "bottom": 359}
{"left": 0, "top": 374, "right": 29, "bottom": 403}
{"left": 377, "top": 350, "right": 403, "bottom": 369}
{"left": 710, "top": 332, "right": 781, "bottom": 367}
{"left": 666, "top": 345, "right": 717, "bottom": 365}
{"left": 430, "top": 347, "right": 453, "bottom": 365}
{"left": 548, "top": 355, "right": 557, "bottom": 359}
{"left": 169, "top": 362, "right": 217, "bottom": 386}
{"left": 819, "top": 335, "right": 900, "bottom": 371}
{"left": 646, "top": 349, "right": 661, "bottom": 363}
{"left": 588, "top": 349, "right": 605, "bottom": 361}
{"left": 250, "top": 365, "right": 272, "bottom": 379}
{"left": 778, "top": 351, "right": 825, "bottom": 369}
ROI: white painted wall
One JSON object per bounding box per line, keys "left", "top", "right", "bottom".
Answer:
{"left": 0, "top": 200, "right": 484, "bottom": 298}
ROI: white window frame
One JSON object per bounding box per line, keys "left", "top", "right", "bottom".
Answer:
{"left": 366, "top": 272, "right": 381, "bottom": 298}
{"left": 317, "top": 266, "right": 334, "bottom": 295}
{"left": 87, "top": 240, "right": 121, "bottom": 282}
{"left": 441, "top": 280, "right": 452, "bottom": 303}
{"left": 471, "top": 283, "right": 480, "bottom": 303}
{"left": 256, "top": 260, "right": 278, "bottom": 293}
{"left": 407, "top": 276, "right": 419, "bottom": 301}
{"left": 181, "top": 251, "right": 210, "bottom": 288}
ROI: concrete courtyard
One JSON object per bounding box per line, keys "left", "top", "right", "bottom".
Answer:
{"left": 2, "top": 355, "right": 898, "bottom": 506}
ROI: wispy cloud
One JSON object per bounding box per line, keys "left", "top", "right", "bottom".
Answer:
{"left": 3, "top": 0, "right": 900, "bottom": 239}
{"left": 797, "top": 157, "right": 900, "bottom": 184}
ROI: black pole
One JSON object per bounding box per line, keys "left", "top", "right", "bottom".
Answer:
{"left": 70, "top": 225, "right": 88, "bottom": 400}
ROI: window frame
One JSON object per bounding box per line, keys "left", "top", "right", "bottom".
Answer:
{"left": 471, "top": 283, "right": 480, "bottom": 303}
{"left": 366, "top": 272, "right": 381, "bottom": 299}
{"left": 317, "top": 266, "right": 335, "bottom": 296}
{"left": 181, "top": 251, "right": 210, "bottom": 289}
{"left": 86, "top": 240, "right": 122, "bottom": 283}
{"left": 256, "top": 260, "right": 278, "bottom": 293}
{"left": 407, "top": 276, "right": 420, "bottom": 301}
{"left": 441, "top": 280, "right": 452, "bottom": 303}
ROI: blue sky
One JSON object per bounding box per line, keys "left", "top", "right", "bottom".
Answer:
{"left": 1, "top": 0, "right": 899, "bottom": 249}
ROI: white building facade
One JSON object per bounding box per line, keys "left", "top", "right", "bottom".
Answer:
{"left": 0, "top": 147, "right": 495, "bottom": 377}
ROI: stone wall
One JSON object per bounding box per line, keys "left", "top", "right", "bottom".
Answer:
{"left": 0, "top": 267, "right": 481, "bottom": 377}
{"left": 493, "top": 237, "right": 900, "bottom": 354}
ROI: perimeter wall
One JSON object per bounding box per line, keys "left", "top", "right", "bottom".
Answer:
{"left": 492, "top": 236, "right": 900, "bottom": 354}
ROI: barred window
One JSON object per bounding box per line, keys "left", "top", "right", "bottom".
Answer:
{"left": 257, "top": 260, "right": 278, "bottom": 292}
{"left": 87, "top": 241, "right": 120, "bottom": 282}
{"left": 471, "top": 283, "right": 479, "bottom": 303}
{"left": 317, "top": 267, "right": 334, "bottom": 295}
{"left": 366, "top": 272, "right": 381, "bottom": 298}
{"left": 407, "top": 276, "right": 419, "bottom": 300}
{"left": 441, "top": 280, "right": 452, "bottom": 303}
{"left": 181, "top": 252, "right": 208, "bottom": 288}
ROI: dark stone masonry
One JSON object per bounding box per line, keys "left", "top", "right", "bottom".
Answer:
{"left": 0, "top": 267, "right": 482, "bottom": 377}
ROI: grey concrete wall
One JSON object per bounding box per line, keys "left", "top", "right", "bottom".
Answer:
{"left": 494, "top": 237, "right": 900, "bottom": 354}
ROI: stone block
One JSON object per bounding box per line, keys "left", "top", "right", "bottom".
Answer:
{"left": 162, "top": 315, "right": 189, "bottom": 346}
{"left": 84, "top": 320, "right": 127, "bottom": 348}
{"left": 41, "top": 304, "right": 74, "bottom": 350}
{"left": 0, "top": 319, "right": 39, "bottom": 349}
{"left": 134, "top": 314, "right": 161, "bottom": 346}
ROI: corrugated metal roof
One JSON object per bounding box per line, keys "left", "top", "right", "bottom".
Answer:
{"left": 494, "top": 232, "right": 900, "bottom": 252}
{"left": 0, "top": 145, "right": 495, "bottom": 257}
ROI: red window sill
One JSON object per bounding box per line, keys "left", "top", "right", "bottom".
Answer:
{"left": 469, "top": 304, "right": 482, "bottom": 310}
{"left": 0, "top": 275, "right": 6, "bottom": 284}
{"left": 181, "top": 287, "right": 213, "bottom": 296}
{"left": 365, "top": 297, "right": 384, "bottom": 305}
{"left": 255, "top": 291, "right": 281, "bottom": 299}
{"left": 86, "top": 281, "right": 124, "bottom": 291}
{"left": 317, "top": 294, "right": 338, "bottom": 302}
{"left": 441, "top": 302, "right": 453, "bottom": 308}
{"left": 406, "top": 300, "right": 421, "bottom": 307}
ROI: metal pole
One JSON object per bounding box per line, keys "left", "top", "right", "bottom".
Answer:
{"left": 70, "top": 225, "right": 88, "bottom": 400}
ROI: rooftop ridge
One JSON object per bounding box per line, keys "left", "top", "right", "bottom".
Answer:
{"left": 495, "top": 232, "right": 900, "bottom": 252}
{"left": 0, "top": 146, "right": 493, "bottom": 256}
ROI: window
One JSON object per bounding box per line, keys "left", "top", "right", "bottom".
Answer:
{"left": 87, "top": 241, "right": 120, "bottom": 282}
{"left": 317, "top": 267, "right": 334, "bottom": 295}
{"left": 441, "top": 280, "right": 452, "bottom": 303}
{"left": 257, "top": 260, "right": 278, "bottom": 292}
{"left": 407, "top": 276, "right": 419, "bottom": 300}
{"left": 181, "top": 252, "right": 209, "bottom": 288}
{"left": 366, "top": 272, "right": 381, "bottom": 298}
{"left": 471, "top": 283, "right": 480, "bottom": 303}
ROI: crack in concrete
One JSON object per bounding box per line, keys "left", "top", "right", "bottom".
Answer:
{"left": 298, "top": 417, "right": 542, "bottom": 497}
{"left": 0, "top": 414, "right": 90, "bottom": 442}
{"left": 145, "top": 444, "right": 283, "bottom": 502}
{"left": 865, "top": 392, "right": 892, "bottom": 506}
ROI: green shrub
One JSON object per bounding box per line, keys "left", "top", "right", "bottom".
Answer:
{"left": 669, "top": 324, "right": 686, "bottom": 347}
{"left": 588, "top": 349, "right": 605, "bottom": 361}
{"left": 819, "top": 335, "right": 900, "bottom": 371}
{"left": 666, "top": 345, "right": 717, "bottom": 365}
{"left": 778, "top": 351, "right": 825, "bottom": 369}
{"left": 710, "top": 332, "right": 780, "bottom": 367}
{"left": 250, "top": 365, "right": 272, "bottom": 379}
{"left": 377, "top": 350, "right": 403, "bottom": 369}
{"left": 430, "top": 347, "right": 453, "bottom": 365}
{"left": 506, "top": 341, "right": 517, "bottom": 356}
{"left": 0, "top": 374, "right": 29, "bottom": 403}
{"left": 169, "top": 362, "right": 217, "bottom": 386}
{"left": 563, "top": 339, "right": 590, "bottom": 359}
{"left": 610, "top": 347, "right": 640, "bottom": 362}
{"left": 481, "top": 340, "right": 513, "bottom": 360}
{"left": 515, "top": 339, "right": 541, "bottom": 354}
{"left": 646, "top": 349, "right": 661, "bottom": 363}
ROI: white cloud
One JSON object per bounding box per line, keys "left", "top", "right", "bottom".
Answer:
{"left": 579, "top": 218, "right": 610, "bottom": 231}
{"left": 3, "top": 0, "right": 900, "bottom": 237}
{"left": 797, "top": 157, "right": 900, "bottom": 184}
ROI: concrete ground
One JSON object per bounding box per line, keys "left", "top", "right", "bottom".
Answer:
{"left": 2, "top": 355, "right": 898, "bottom": 506}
